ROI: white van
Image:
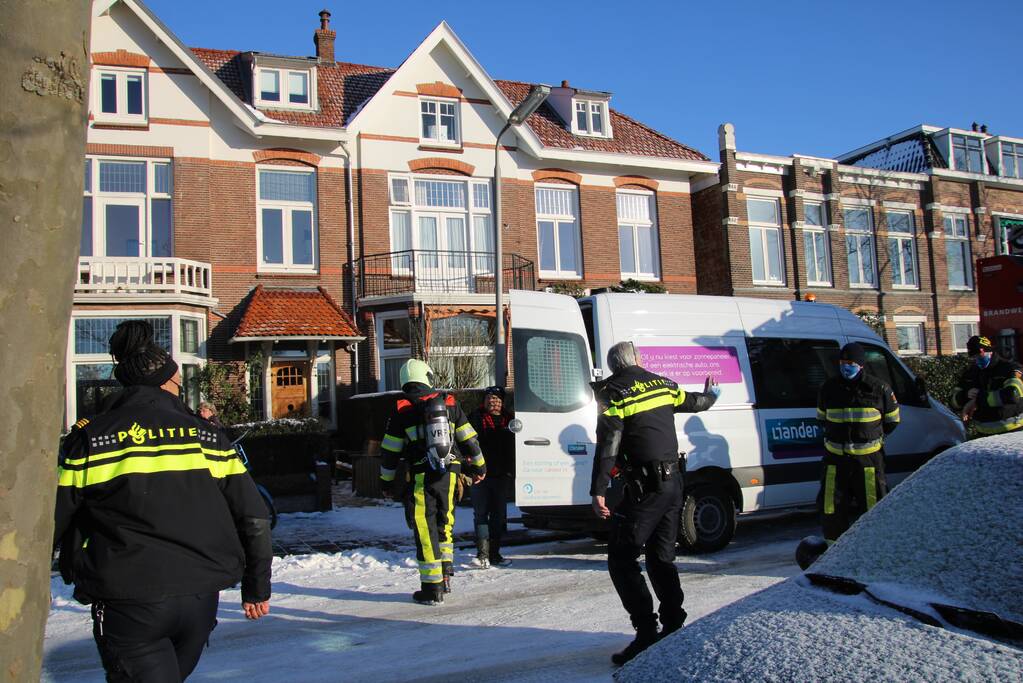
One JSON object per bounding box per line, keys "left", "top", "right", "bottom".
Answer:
{"left": 509, "top": 290, "right": 965, "bottom": 552}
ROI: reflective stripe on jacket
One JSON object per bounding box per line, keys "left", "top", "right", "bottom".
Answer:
{"left": 817, "top": 372, "right": 899, "bottom": 456}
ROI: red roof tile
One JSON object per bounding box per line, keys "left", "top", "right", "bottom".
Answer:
{"left": 233, "top": 286, "right": 362, "bottom": 340}
{"left": 189, "top": 48, "right": 708, "bottom": 162}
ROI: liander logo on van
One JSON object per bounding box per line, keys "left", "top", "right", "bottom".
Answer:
{"left": 119, "top": 422, "right": 199, "bottom": 444}
{"left": 765, "top": 418, "right": 825, "bottom": 459}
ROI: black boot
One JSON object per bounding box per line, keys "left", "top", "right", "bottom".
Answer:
{"left": 442, "top": 562, "right": 453, "bottom": 593}
{"left": 611, "top": 619, "right": 659, "bottom": 666}
{"left": 412, "top": 582, "right": 444, "bottom": 605}
{"left": 490, "top": 538, "right": 512, "bottom": 567}
{"left": 659, "top": 608, "right": 687, "bottom": 639}
{"left": 476, "top": 538, "right": 490, "bottom": 569}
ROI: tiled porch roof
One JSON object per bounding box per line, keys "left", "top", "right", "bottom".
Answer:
{"left": 232, "top": 286, "right": 363, "bottom": 341}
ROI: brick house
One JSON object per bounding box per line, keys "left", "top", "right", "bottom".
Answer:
{"left": 68, "top": 0, "right": 717, "bottom": 429}
{"left": 693, "top": 123, "right": 1023, "bottom": 356}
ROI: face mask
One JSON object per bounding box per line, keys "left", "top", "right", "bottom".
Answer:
{"left": 976, "top": 353, "right": 992, "bottom": 369}
{"left": 839, "top": 363, "right": 861, "bottom": 380}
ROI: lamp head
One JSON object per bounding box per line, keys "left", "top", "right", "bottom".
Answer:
{"left": 508, "top": 84, "right": 551, "bottom": 125}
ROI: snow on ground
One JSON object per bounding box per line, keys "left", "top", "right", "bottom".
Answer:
{"left": 41, "top": 488, "right": 811, "bottom": 682}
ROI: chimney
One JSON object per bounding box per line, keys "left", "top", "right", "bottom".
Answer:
{"left": 981, "top": 124, "right": 988, "bottom": 134}
{"left": 561, "top": 80, "right": 570, "bottom": 88}
{"left": 314, "top": 9, "right": 335, "bottom": 63}
{"left": 971, "top": 122, "right": 979, "bottom": 132}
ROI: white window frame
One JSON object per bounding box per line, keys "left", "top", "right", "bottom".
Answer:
{"left": 950, "top": 133, "right": 987, "bottom": 174}
{"left": 948, "top": 316, "right": 980, "bottom": 354}
{"left": 885, "top": 210, "right": 919, "bottom": 290}
{"left": 944, "top": 214, "right": 974, "bottom": 290}
{"left": 616, "top": 189, "right": 661, "bottom": 281}
{"left": 1000, "top": 141, "right": 1023, "bottom": 179}
{"left": 572, "top": 98, "right": 611, "bottom": 138}
{"left": 64, "top": 310, "right": 206, "bottom": 427}
{"left": 375, "top": 311, "right": 412, "bottom": 392}
{"left": 386, "top": 173, "right": 493, "bottom": 276}
{"left": 93, "top": 67, "right": 148, "bottom": 125}
{"left": 844, "top": 207, "right": 877, "bottom": 288}
{"left": 253, "top": 67, "right": 317, "bottom": 111}
{"left": 82, "top": 157, "right": 173, "bottom": 258}
{"left": 747, "top": 197, "right": 785, "bottom": 285}
{"left": 313, "top": 347, "right": 337, "bottom": 428}
{"left": 256, "top": 166, "right": 318, "bottom": 273}
{"left": 419, "top": 97, "right": 461, "bottom": 147}
{"left": 535, "top": 183, "right": 583, "bottom": 279}
{"left": 803, "top": 201, "right": 831, "bottom": 286}
{"left": 427, "top": 315, "right": 496, "bottom": 389}
{"left": 892, "top": 316, "right": 926, "bottom": 356}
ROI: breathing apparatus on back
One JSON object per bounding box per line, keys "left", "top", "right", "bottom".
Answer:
{"left": 399, "top": 358, "right": 456, "bottom": 471}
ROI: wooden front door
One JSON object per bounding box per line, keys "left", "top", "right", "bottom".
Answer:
{"left": 271, "top": 362, "right": 308, "bottom": 418}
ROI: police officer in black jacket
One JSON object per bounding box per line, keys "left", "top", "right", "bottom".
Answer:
{"left": 54, "top": 320, "right": 272, "bottom": 682}
{"left": 816, "top": 342, "right": 900, "bottom": 545}
{"left": 591, "top": 342, "right": 719, "bottom": 666}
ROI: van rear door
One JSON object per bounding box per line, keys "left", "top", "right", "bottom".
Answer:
{"left": 509, "top": 290, "right": 596, "bottom": 507}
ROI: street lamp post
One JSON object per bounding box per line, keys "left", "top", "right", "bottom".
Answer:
{"left": 494, "top": 84, "right": 550, "bottom": 388}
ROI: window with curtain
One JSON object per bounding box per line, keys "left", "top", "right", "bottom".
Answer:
{"left": 617, "top": 191, "right": 660, "bottom": 280}
{"left": 944, "top": 214, "right": 973, "bottom": 289}
{"left": 535, "top": 186, "right": 581, "bottom": 278}
{"left": 886, "top": 211, "right": 918, "bottom": 288}
{"left": 844, "top": 207, "right": 876, "bottom": 287}
{"left": 747, "top": 197, "right": 783, "bottom": 284}
{"left": 257, "top": 168, "right": 317, "bottom": 270}
{"left": 803, "top": 202, "right": 831, "bottom": 286}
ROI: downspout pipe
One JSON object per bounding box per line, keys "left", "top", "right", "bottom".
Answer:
{"left": 340, "top": 140, "right": 359, "bottom": 390}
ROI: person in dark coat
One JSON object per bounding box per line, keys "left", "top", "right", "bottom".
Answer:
{"left": 950, "top": 335, "right": 1023, "bottom": 435}
{"left": 592, "top": 341, "right": 719, "bottom": 666}
{"left": 469, "top": 386, "right": 515, "bottom": 568}
{"left": 54, "top": 320, "right": 272, "bottom": 682}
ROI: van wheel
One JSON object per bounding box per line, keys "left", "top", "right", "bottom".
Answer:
{"left": 679, "top": 485, "right": 735, "bottom": 553}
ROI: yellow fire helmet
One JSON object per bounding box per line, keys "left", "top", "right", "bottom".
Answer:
{"left": 399, "top": 358, "right": 435, "bottom": 388}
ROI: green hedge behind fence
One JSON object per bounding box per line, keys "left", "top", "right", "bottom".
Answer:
{"left": 903, "top": 354, "right": 970, "bottom": 410}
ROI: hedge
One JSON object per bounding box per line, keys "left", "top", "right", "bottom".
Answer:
{"left": 903, "top": 354, "right": 970, "bottom": 410}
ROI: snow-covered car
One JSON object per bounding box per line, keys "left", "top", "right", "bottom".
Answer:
{"left": 616, "top": 433, "right": 1023, "bottom": 682}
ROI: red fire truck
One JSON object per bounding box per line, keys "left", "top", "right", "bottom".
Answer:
{"left": 978, "top": 229, "right": 1023, "bottom": 362}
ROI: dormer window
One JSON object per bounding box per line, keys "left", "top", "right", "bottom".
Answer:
{"left": 951, "top": 134, "right": 986, "bottom": 173}
{"left": 93, "top": 68, "right": 147, "bottom": 125}
{"left": 1000, "top": 141, "right": 1023, "bottom": 179}
{"left": 420, "top": 98, "right": 459, "bottom": 146}
{"left": 252, "top": 62, "right": 316, "bottom": 111}
{"left": 572, "top": 98, "right": 610, "bottom": 138}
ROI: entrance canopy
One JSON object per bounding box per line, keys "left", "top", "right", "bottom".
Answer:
{"left": 230, "top": 285, "right": 364, "bottom": 344}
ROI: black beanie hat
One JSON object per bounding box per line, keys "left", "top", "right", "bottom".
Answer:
{"left": 109, "top": 320, "right": 179, "bottom": 387}
{"left": 840, "top": 342, "right": 867, "bottom": 366}
{"left": 483, "top": 385, "right": 505, "bottom": 400}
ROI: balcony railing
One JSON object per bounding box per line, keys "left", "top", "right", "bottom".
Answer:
{"left": 76, "top": 257, "right": 213, "bottom": 300}
{"left": 354, "top": 250, "right": 535, "bottom": 299}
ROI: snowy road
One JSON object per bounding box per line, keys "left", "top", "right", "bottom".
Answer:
{"left": 42, "top": 506, "right": 816, "bottom": 682}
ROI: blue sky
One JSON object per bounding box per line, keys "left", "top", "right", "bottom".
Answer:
{"left": 146, "top": 0, "right": 1022, "bottom": 161}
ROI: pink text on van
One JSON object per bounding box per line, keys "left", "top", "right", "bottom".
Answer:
{"left": 637, "top": 346, "right": 743, "bottom": 385}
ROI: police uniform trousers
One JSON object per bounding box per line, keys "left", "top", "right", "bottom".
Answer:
{"left": 818, "top": 449, "right": 888, "bottom": 543}
{"left": 406, "top": 469, "right": 457, "bottom": 584}
{"left": 607, "top": 468, "right": 685, "bottom": 630}
{"left": 91, "top": 593, "right": 219, "bottom": 683}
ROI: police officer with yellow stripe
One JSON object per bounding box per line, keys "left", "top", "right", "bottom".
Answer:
{"left": 379, "top": 359, "right": 485, "bottom": 605}
{"left": 591, "top": 342, "right": 719, "bottom": 666}
{"left": 951, "top": 335, "right": 1023, "bottom": 435}
{"left": 816, "top": 342, "right": 900, "bottom": 545}
{"left": 54, "top": 320, "right": 272, "bottom": 682}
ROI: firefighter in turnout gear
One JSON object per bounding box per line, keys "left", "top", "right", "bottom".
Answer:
{"left": 816, "top": 342, "right": 900, "bottom": 545}
{"left": 950, "top": 335, "right": 1023, "bottom": 435}
{"left": 380, "top": 359, "right": 486, "bottom": 605}
{"left": 53, "top": 320, "right": 272, "bottom": 682}
{"left": 591, "top": 342, "right": 719, "bottom": 666}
